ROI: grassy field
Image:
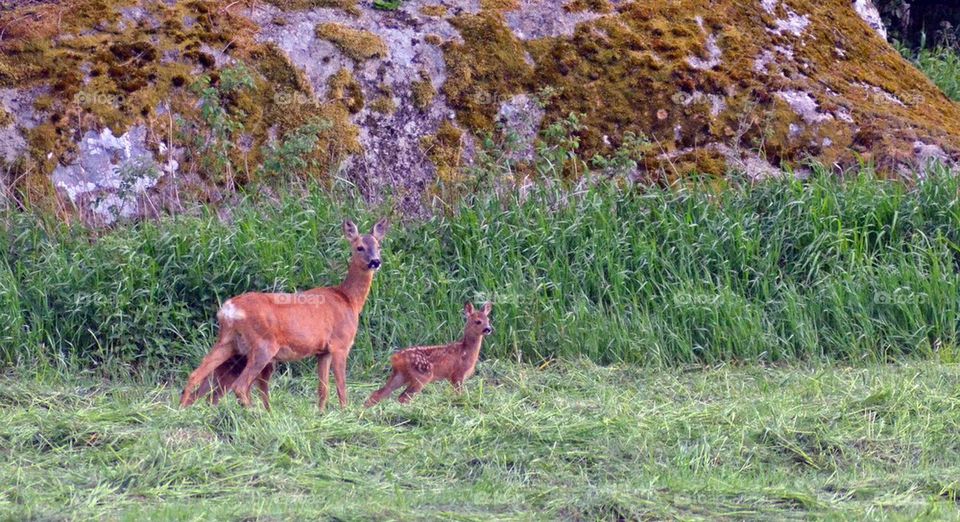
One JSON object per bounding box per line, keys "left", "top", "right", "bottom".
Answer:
{"left": 5, "top": 167, "right": 960, "bottom": 519}
{"left": 2, "top": 360, "right": 959, "bottom": 520}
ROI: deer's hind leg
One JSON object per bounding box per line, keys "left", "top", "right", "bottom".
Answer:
{"left": 185, "top": 355, "right": 238, "bottom": 404}
{"left": 397, "top": 371, "right": 430, "bottom": 404}
{"left": 365, "top": 370, "right": 407, "bottom": 407}
{"left": 180, "top": 331, "right": 236, "bottom": 407}
{"left": 231, "top": 339, "right": 279, "bottom": 408}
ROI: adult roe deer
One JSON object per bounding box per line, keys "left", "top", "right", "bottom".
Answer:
{"left": 180, "top": 218, "right": 389, "bottom": 410}
{"left": 365, "top": 301, "right": 493, "bottom": 406}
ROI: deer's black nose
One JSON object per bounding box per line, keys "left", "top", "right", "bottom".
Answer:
{"left": 483, "top": 327, "right": 493, "bottom": 335}
{"left": 368, "top": 259, "right": 381, "bottom": 270}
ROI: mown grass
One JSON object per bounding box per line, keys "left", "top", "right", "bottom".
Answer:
{"left": 4, "top": 167, "right": 960, "bottom": 375}
{"left": 1, "top": 360, "right": 958, "bottom": 520}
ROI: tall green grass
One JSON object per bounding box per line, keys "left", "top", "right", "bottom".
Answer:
{"left": 901, "top": 43, "right": 960, "bottom": 101}
{"left": 3, "top": 167, "right": 960, "bottom": 376}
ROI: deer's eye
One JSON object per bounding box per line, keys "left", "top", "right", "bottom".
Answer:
{"left": 357, "top": 247, "right": 364, "bottom": 252}
{"left": 475, "top": 320, "right": 482, "bottom": 325}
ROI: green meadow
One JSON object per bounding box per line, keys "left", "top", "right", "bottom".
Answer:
{"left": 4, "top": 168, "right": 960, "bottom": 519}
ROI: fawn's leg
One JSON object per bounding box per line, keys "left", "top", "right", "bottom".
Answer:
{"left": 231, "top": 340, "right": 278, "bottom": 408}
{"left": 316, "top": 352, "right": 332, "bottom": 410}
{"left": 365, "top": 370, "right": 407, "bottom": 407}
{"left": 256, "top": 362, "right": 275, "bottom": 410}
{"left": 398, "top": 372, "right": 429, "bottom": 404}
{"left": 180, "top": 334, "right": 235, "bottom": 407}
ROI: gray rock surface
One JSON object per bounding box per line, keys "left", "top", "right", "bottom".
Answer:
{"left": 52, "top": 125, "right": 160, "bottom": 225}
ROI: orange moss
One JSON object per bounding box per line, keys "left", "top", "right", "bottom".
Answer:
{"left": 0, "top": 0, "right": 359, "bottom": 196}
{"left": 411, "top": 71, "right": 435, "bottom": 111}
{"left": 563, "top": 0, "right": 612, "bottom": 13}
{"left": 0, "top": 0, "right": 261, "bottom": 177}
{"left": 315, "top": 23, "right": 388, "bottom": 61}
{"left": 328, "top": 68, "right": 365, "bottom": 114}
{"left": 479, "top": 0, "right": 520, "bottom": 11}
{"left": 442, "top": 12, "right": 533, "bottom": 132}
{"left": 541, "top": 0, "right": 958, "bottom": 176}
{"left": 264, "top": 0, "right": 361, "bottom": 17}
{"left": 252, "top": 45, "right": 361, "bottom": 181}
{"left": 421, "top": 120, "right": 464, "bottom": 183}
{"left": 671, "top": 149, "right": 727, "bottom": 180}
{"left": 370, "top": 96, "right": 396, "bottom": 114}
{"left": 420, "top": 5, "right": 448, "bottom": 17}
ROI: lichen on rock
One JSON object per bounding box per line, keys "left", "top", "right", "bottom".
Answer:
{"left": 0, "top": 0, "right": 957, "bottom": 222}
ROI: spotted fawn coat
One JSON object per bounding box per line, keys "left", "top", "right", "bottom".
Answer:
{"left": 365, "top": 301, "right": 493, "bottom": 406}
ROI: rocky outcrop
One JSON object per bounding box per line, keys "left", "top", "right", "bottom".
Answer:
{"left": 0, "top": 0, "right": 957, "bottom": 223}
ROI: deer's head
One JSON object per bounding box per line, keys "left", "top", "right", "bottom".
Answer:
{"left": 343, "top": 218, "right": 389, "bottom": 271}
{"left": 464, "top": 301, "right": 494, "bottom": 337}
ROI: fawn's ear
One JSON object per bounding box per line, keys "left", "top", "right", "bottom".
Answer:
{"left": 371, "top": 218, "right": 389, "bottom": 241}
{"left": 482, "top": 301, "right": 493, "bottom": 315}
{"left": 343, "top": 220, "right": 359, "bottom": 241}
{"left": 464, "top": 302, "right": 475, "bottom": 316}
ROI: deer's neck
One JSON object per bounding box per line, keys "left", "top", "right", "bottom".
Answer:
{"left": 337, "top": 263, "right": 375, "bottom": 314}
{"left": 460, "top": 332, "right": 484, "bottom": 360}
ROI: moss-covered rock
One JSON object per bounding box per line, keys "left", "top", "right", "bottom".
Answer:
{"left": 0, "top": 0, "right": 957, "bottom": 222}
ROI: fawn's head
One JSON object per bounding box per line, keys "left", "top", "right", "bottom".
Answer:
{"left": 343, "top": 218, "right": 389, "bottom": 271}
{"left": 464, "top": 301, "right": 494, "bottom": 337}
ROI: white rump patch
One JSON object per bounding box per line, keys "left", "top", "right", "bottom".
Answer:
{"left": 219, "top": 300, "right": 246, "bottom": 321}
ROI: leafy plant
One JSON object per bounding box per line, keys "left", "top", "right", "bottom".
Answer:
{"left": 373, "top": 0, "right": 402, "bottom": 10}
{"left": 179, "top": 63, "right": 257, "bottom": 184}
{"left": 590, "top": 131, "right": 652, "bottom": 179}
{"left": 536, "top": 112, "right": 585, "bottom": 179}
{"left": 258, "top": 119, "right": 333, "bottom": 181}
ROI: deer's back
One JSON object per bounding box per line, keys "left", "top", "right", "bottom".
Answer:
{"left": 219, "top": 289, "right": 359, "bottom": 361}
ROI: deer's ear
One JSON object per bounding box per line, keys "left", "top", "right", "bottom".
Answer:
{"left": 372, "top": 218, "right": 389, "bottom": 241}
{"left": 343, "top": 220, "right": 359, "bottom": 241}
{"left": 464, "top": 302, "right": 475, "bottom": 316}
{"left": 482, "top": 301, "right": 493, "bottom": 315}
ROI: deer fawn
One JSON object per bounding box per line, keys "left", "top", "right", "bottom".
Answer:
{"left": 180, "top": 218, "right": 389, "bottom": 410}
{"left": 365, "top": 301, "right": 493, "bottom": 406}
